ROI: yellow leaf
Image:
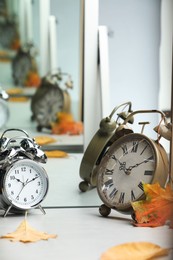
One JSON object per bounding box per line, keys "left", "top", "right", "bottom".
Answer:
{"left": 34, "top": 136, "right": 56, "bottom": 146}
{"left": 45, "top": 150, "right": 68, "bottom": 158}
{"left": 9, "top": 97, "right": 29, "bottom": 102}
{"left": 100, "top": 242, "right": 170, "bottom": 260}
{"left": 0, "top": 219, "right": 57, "bottom": 243}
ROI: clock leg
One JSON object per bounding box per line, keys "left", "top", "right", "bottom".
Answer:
{"left": 79, "top": 181, "right": 90, "bottom": 192}
{"left": 3, "top": 205, "right": 12, "bottom": 217}
{"left": 99, "top": 204, "right": 111, "bottom": 217}
{"left": 38, "top": 205, "right": 46, "bottom": 215}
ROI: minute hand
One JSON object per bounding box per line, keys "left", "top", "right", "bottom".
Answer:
{"left": 127, "top": 156, "right": 154, "bottom": 170}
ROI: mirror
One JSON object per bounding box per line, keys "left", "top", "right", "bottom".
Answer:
{"left": 0, "top": 0, "right": 84, "bottom": 151}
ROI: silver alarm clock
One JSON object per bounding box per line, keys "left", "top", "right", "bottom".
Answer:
{"left": 0, "top": 128, "right": 49, "bottom": 217}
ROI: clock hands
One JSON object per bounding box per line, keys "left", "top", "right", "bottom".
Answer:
{"left": 114, "top": 155, "right": 153, "bottom": 175}
{"left": 15, "top": 178, "right": 29, "bottom": 199}
{"left": 15, "top": 176, "right": 39, "bottom": 199}
{"left": 113, "top": 156, "right": 128, "bottom": 173}
{"left": 126, "top": 156, "right": 154, "bottom": 174}
{"left": 25, "top": 176, "right": 39, "bottom": 185}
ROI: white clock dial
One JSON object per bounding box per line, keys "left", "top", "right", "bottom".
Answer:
{"left": 97, "top": 133, "right": 156, "bottom": 210}
{"left": 3, "top": 159, "right": 48, "bottom": 210}
{"left": 0, "top": 99, "right": 9, "bottom": 129}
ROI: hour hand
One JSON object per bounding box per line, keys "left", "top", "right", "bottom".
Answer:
{"left": 14, "top": 177, "right": 24, "bottom": 185}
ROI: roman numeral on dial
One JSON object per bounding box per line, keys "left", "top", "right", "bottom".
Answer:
{"left": 109, "top": 187, "right": 118, "bottom": 199}
{"left": 119, "top": 192, "right": 125, "bottom": 203}
{"left": 105, "top": 168, "right": 113, "bottom": 175}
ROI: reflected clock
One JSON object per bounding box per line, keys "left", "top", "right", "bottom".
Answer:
{"left": 31, "top": 72, "right": 73, "bottom": 132}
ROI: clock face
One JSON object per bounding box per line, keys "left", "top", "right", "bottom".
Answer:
{"left": 3, "top": 159, "right": 48, "bottom": 210}
{"left": 0, "top": 99, "right": 9, "bottom": 129}
{"left": 33, "top": 87, "right": 64, "bottom": 127}
{"left": 12, "top": 54, "right": 32, "bottom": 86}
{"left": 97, "top": 133, "right": 156, "bottom": 211}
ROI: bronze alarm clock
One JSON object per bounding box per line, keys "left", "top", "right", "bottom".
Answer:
{"left": 96, "top": 109, "right": 170, "bottom": 216}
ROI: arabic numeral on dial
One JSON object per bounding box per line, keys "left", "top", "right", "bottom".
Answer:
{"left": 21, "top": 167, "right": 26, "bottom": 172}
{"left": 24, "top": 197, "right": 27, "bottom": 202}
{"left": 10, "top": 175, "right": 15, "bottom": 180}
{"left": 38, "top": 181, "right": 41, "bottom": 186}
{"left": 11, "top": 191, "right": 14, "bottom": 195}
{"left": 15, "top": 169, "right": 19, "bottom": 174}
{"left": 31, "top": 195, "right": 34, "bottom": 200}
{"left": 36, "top": 189, "right": 39, "bottom": 194}
{"left": 8, "top": 183, "right": 11, "bottom": 187}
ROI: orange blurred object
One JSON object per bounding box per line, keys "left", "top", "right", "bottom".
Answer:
{"left": 51, "top": 112, "right": 83, "bottom": 135}
{"left": 24, "top": 71, "right": 41, "bottom": 87}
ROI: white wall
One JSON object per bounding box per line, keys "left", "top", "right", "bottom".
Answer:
{"left": 99, "top": 0, "right": 162, "bottom": 138}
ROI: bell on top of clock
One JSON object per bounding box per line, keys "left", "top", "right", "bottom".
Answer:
{"left": 31, "top": 69, "right": 73, "bottom": 132}
{"left": 0, "top": 88, "right": 9, "bottom": 129}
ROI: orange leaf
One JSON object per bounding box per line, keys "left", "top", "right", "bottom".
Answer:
{"left": 52, "top": 121, "right": 83, "bottom": 135}
{"left": 131, "top": 183, "right": 173, "bottom": 228}
{"left": 51, "top": 112, "right": 83, "bottom": 135}
{"left": 100, "top": 242, "right": 170, "bottom": 260}
{"left": 0, "top": 218, "right": 57, "bottom": 243}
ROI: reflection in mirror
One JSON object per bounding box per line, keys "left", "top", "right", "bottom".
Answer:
{"left": 0, "top": 0, "right": 84, "bottom": 153}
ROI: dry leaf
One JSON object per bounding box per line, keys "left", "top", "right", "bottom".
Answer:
{"left": 6, "top": 88, "right": 23, "bottom": 95}
{"left": 9, "top": 97, "right": 29, "bottom": 102}
{"left": 24, "top": 71, "right": 41, "bottom": 87}
{"left": 0, "top": 219, "right": 57, "bottom": 243}
{"left": 45, "top": 150, "right": 68, "bottom": 158}
{"left": 131, "top": 183, "right": 173, "bottom": 228}
{"left": 34, "top": 136, "right": 56, "bottom": 146}
{"left": 51, "top": 112, "right": 83, "bottom": 135}
{"left": 100, "top": 242, "right": 170, "bottom": 260}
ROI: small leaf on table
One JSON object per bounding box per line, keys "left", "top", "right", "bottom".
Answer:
{"left": 0, "top": 218, "right": 57, "bottom": 243}
{"left": 100, "top": 241, "right": 170, "bottom": 260}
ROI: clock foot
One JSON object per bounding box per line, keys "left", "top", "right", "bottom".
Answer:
{"left": 31, "top": 114, "right": 35, "bottom": 121}
{"left": 99, "top": 204, "right": 111, "bottom": 217}
{"left": 38, "top": 205, "right": 46, "bottom": 215}
{"left": 37, "top": 125, "right": 42, "bottom": 132}
{"left": 3, "top": 205, "right": 12, "bottom": 217}
{"left": 79, "top": 181, "right": 90, "bottom": 192}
